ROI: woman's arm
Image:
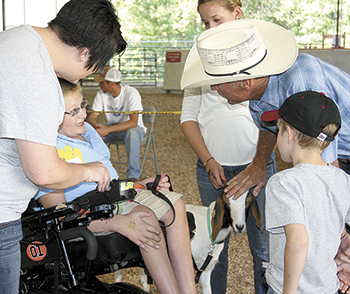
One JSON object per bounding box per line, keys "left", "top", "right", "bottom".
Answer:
{"left": 181, "top": 88, "right": 226, "bottom": 188}
{"left": 39, "top": 189, "right": 66, "bottom": 208}
{"left": 16, "top": 139, "right": 110, "bottom": 192}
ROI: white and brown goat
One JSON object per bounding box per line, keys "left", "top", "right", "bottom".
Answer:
{"left": 116, "top": 190, "right": 262, "bottom": 294}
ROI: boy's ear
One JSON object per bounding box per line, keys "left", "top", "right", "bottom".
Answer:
{"left": 286, "top": 125, "right": 297, "bottom": 144}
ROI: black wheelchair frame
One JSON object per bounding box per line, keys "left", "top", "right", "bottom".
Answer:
{"left": 19, "top": 179, "right": 151, "bottom": 294}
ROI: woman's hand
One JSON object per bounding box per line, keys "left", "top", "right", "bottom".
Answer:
{"left": 205, "top": 159, "right": 227, "bottom": 189}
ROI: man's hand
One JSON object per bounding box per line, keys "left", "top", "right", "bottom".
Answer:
{"left": 225, "top": 130, "right": 276, "bottom": 200}
{"left": 225, "top": 162, "right": 267, "bottom": 199}
{"left": 336, "top": 231, "right": 350, "bottom": 292}
{"left": 338, "top": 263, "right": 350, "bottom": 293}
{"left": 95, "top": 124, "right": 111, "bottom": 139}
{"left": 206, "top": 159, "right": 227, "bottom": 189}
{"left": 336, "top": 232, "right": 350, "bottom": 265}
{"left": 84, "top": 161, "right": 110, "bottom": 192}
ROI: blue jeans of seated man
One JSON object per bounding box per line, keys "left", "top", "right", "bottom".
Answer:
{"left": 0, "top": 219, "right": 22, "bottom": 294}
{"left": 197, "top": 153, "right": 276, "bottom": 294}
{"left": 103, "top": 126, "right": 145, "bottom": 179}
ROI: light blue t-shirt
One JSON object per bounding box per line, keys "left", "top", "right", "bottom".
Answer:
{"left": 249, "top": 53, "right": 350, "bottom": 163}
{"left": 36, "top": 123, "right": 118, "bottom": 202}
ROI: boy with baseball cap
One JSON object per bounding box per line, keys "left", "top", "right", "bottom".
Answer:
{"left": 261, "top": 91, "right": 350, "bottom": 294}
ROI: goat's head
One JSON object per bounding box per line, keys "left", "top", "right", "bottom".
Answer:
{"left": 211, "top": 190, "right": 263, "bottom": 241}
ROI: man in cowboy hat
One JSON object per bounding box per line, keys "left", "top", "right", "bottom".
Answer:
{"left": 86, "top": 67, "right": 146, "bottom": 182}
{"left": 182, "top": 18, "right": 350, "bottom": 192}
{"left": 181, "top": 19, "right": 350, "bottom": 290}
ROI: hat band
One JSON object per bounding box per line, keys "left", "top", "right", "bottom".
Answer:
{"left": 204, "top": 50, "right": 267, "bottom": 77}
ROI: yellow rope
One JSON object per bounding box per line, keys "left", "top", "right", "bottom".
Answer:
{"left": 87, "top": 110, "right": 181, "bottom": 115}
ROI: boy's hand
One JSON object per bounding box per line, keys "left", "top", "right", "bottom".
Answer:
{"left": 139, "top": 174, "right": 170, "bottom": 191}
{"left": 119, "top": 211, "right": 161, "bottom": 252}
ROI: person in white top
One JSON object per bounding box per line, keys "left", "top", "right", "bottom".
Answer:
{"left": 87, "top": 67, "right": 146, "bottom": 182}
{"left": 180, "top": 1, "right": 276, "bottom": 293}
{"left": 0, "top": 0, "right": 126, "bottom": 292}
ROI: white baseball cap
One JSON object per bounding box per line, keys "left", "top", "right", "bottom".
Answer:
{"left": 94, "top": 67, "right": 122, "bottom": 83}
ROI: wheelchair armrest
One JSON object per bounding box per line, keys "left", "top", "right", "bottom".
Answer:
{"left": 60, "top": 227, "right": 98, "bottom": 261}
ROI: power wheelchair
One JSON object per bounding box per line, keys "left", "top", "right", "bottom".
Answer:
{"left": 19, "top": 179, "right": 152, "bottom": 294}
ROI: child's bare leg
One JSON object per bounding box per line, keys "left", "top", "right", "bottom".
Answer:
{"left": 161, "top": 198, "right": 197, "bottom": 294}
{"left": 131, "top": 205, "right": 181, "bottom": 294}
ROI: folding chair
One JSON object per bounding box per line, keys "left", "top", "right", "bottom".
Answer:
{"left": 322, "top": 32, "right": 346, "bottom": 48}
{"left": 108, "top": 105, "right": 159, "bottom": 176}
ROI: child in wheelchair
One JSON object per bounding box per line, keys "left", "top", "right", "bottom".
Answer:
{"left": 33, "top": 78, "right": 196, "bottom": 294}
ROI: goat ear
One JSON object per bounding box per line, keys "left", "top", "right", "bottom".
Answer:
{"left": 211, "top": 192, "right": 228, "bottom": 241}
{"left": 246, "top": 193, "right": 263, "bottom": 234}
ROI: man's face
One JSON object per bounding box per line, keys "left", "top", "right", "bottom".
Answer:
{"left": 210, "top": 82, "right": 250, "bottom": 105}
{"left": 99, "top": 80, "right": 109, "bottom": 93}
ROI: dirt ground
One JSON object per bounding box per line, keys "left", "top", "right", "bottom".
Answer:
{"left": 82, "top": 86, "right": 292, "bottom": 294}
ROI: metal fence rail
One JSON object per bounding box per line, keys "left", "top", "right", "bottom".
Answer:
{"left": 116, "top": 48, "right": 158, "bottom": 87}
{"left": 81, "top": 40, "right": 195, "bottom": 87}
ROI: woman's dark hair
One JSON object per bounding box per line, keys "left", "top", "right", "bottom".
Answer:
{"left": 49, "top": 0, "right": 127, "bottom": 71}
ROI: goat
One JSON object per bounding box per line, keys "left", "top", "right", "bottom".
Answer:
{"left": 115, "top": 190, "right": 262, "bottom": 294}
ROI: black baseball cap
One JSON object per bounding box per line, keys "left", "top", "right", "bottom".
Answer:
{"left": 261, "top": 91, "right": 341, "bottom": 142}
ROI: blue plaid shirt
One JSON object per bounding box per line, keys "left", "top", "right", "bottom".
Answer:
{"left": 250, "top": 53, "right": 350, "bottom": 163}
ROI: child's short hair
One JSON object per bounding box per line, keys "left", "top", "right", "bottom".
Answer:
{"left": 58, "top": 78, "right": 81, "bottom": 97}
{"left": 278, "top": 119, "right": 338, "bottom": 150}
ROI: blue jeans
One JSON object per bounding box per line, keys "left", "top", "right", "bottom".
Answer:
{"left": 267, "top": 286, "right": 277, "bottom": 294}
{"left": 104, "top": 126, "right": 145, "bottom": 179}
{"left": 197, "top": 153, "right": 276, "bottom": 294}
{"left": 0, "top": 219, "right": 22, "bottom": 294}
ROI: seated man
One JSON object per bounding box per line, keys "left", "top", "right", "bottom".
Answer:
{"left": 86, "top": 67, "right": 146, "bottom": 182}
{"left": 36, "top": 78, "right": 197, "bottom": 294}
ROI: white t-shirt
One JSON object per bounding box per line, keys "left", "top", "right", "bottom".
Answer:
{"left": 0, "top": 26, "right": 65, "bottom": 222}
{"left": 92, "top": 85, "right": 146, "bottom": 133}
{"left": 181, "top": 86, "right": 259, "bottom": 166}
{"left": 265, "top": 163, "right": 350, "bottom": 294}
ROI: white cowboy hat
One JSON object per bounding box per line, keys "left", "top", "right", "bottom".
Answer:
{"left": 181, "top": 19, "right": 298, "bottom": 90}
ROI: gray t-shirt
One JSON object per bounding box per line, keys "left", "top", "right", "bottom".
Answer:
{"left": 265, "top": 163, "right": 350, "bottom": 294}
{"left": 0, "top": 25, "right": 65, "bottom": 222}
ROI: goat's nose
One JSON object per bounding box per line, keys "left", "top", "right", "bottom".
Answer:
{"left": 235, "top": 224, "right": 244, "bottom": 233}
